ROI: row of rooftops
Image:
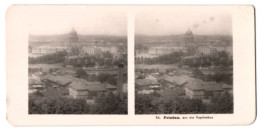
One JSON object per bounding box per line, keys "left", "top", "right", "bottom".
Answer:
{"left": 42, "top": 74, "right": 117, "bottom": 92}
{"left": 158, "top": 74, "right": 194, "bottom": 86}
{"left": 135, "top": 79, "right": 160, "bottom": 86}
{"left": 42, "top": 74, "right": 72, "bottom": 86}
{"left": 69, "top": 82, "right": 109, "bottom": 92}
{"left": 185, "top": 81, "right": 221, "bottom": 91}
{"left": 135, "top": 73, "right": 232, "bottom": 92}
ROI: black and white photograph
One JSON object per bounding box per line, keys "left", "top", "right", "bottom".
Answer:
{"left": 5, "top": 5, "right": 255, "bottom": 125}
{"left": 135, "top": 10, "right": 233, "bottom": 114}
{"left": 27, "top": 7, "right": 128, "bottom": 114}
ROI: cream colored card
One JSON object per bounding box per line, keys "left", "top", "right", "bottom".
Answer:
{"left": 6, "top": 5, "right": 255, "bottom": 126}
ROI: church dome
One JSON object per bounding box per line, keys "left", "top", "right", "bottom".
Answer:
{"left": 185, "top": 28, "right": 193, "bottom": 36}
{"left": 68, "top": 27, "right": 79, "bottom": 44}
{"left": 183, "top": 28, "right": 195, "bottom": 45}
{"left": 69, "top": 27, "right": 78, "bottom": 37}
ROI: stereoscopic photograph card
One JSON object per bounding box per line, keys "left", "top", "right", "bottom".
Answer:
{"left": 6, "top": 5, "right": 255, "bottom": 125}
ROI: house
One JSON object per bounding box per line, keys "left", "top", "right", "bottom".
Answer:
{"left": 42, "top": 74, "right": 72, "bottom": 87}
{"left": 159, "top": 74, "right": 193, "bottom": 88}
{"left": 184, "top": 81, "right": 206, "bottom": 99}
{"left": 69, "top": 82, "right": 91, "bottom": 99}
{"left": 68, "top": 81, "right": 116, "bottom": 99}
{"left": 29, "top": 46, "right": 68, "bottom": 57}
{"left": 202, "top": 82, "right": 223, "bottom": 99}
{"left": 145, "top": 74, "right": 159, "bottom": 82}
{"left": 184, "top": 81, "right": 223, "bottom": 99}
{"left": 82, "top": 46, "right": 102, "bottom": 55}
{"left": 197, "top": 46, "right": 217, "bottom": 55}
{"left": 135, "top": 79, "right": 161, "bottom": 94}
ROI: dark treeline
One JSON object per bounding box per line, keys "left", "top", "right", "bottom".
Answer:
{"left": 135, "top": 51, "right": 232, "bottom": 68}
{"left": 135, "top": 51, "right": 184, "bottom": 64}
{"left": 29, "top": 50, "right": 127, "bottom": 69}
{"left": 29, "top": 51, "right": 68, "bottom": 64}
{"left": 192, "top": 69, "right": 233, "bottom": 85}
{"left": 135, "top": 91, "right": 233, "bottom": 114}
{"left": 76, "top": 70, "right": 127, "bottom": 85}
{"left": 180, "top": 51, "right": 233, "bottom": 68}
{"left": 29, "top": 92, "right": 127, "bottom": 114}
{"left": 65, "top": 51, "right": 127, "bottom": 68}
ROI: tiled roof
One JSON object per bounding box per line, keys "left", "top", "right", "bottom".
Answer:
{"left": 160, "top": 74, "right": 193, "bottom": 86}
{"left": 29, "top": 78, "right": 43, "bottom": 85}
{"left": 42, "top": 74, "right": 72, "bottom": 85}
{"left": 158, "top": 74, "right": 171, "bottom": 81}
{"left": 88, "top": 85, "right": 107, "bottom": 92}
{"left": 42, "top": 74, "right": 55, "bottom": 80}
{"left": 201, "top": 82, "right": 222, "bottom": 91}
{"left": 69, "top": 81, "right": 87, "bottom": 90}
{"left": 186, "top": 81, "right": 223, "bottom": 92}
{"left": 135, "top": 79, "right": 160, "bottom": 86}
{"left": 185, "top": 81, "right": 204, "bottom": 90}
{"left": 69, "top": 80, "right": 110, "bottom": 92}
{"left": 54, "top": 76, "right": 72, "bottom": 85}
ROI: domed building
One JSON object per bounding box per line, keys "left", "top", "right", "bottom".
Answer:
{"left": 68, "top": 27, "right": 80, "bottom": 55}
{"left": 69, "top": 27, "right": 79, "bottom": 45}
{"left": 183, "top": 28, "right": 195, "bottom": 47}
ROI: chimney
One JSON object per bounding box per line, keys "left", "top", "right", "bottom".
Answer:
{"left": 117, "top": 64, "right": 124, "bottom": 99}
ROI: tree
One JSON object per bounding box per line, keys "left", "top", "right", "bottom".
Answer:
{"left": 192, "top": 69, "right": 204, "bottom": 79}
{"left": 76, "top": 69, "right": 87, "bottom": 78}
{"left": 29, "top": 50, "right": 68, "bottom": 64}
{"left": 135, "top": 94, "right": 159, "bottom": 114}
{"left": 206, "top": 91, "right": 233, "bottom": 113}
{"left": 91, "top": 92, "right": 127, "bottom": 114}
{"left": 29, "top": 96, "right": 91, "bottom": 114}
{"left": 97, "top": 73, "right": 107, "bottom": 83}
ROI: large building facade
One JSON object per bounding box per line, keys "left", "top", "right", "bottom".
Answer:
{"left": 69, "top": 27, "right": 79, "bottom": 45}
{"left": 69, "top": 28, "right": 80, "bottom": 55}
{"left": 183, "top": 28, "right": 195, "bottom": 47}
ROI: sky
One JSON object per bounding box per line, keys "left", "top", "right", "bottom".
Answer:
{"left": 25, "top": 6, "right": 127, "bottom": 36}
{"left": 135, "top": 10, "right": 232, "bottom": 35}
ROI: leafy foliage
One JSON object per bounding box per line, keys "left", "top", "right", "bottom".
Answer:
{"left": 90, "top": 92, "right": 127, "bottom": 114}
{"left": 29, "top": 91, "right": 127, "bottom": 114}
{"left": 29, "top": 51, "right": 68, "bottom": 64}
{"left": 76, "top": 69, "right": 87, "bottom": 78}
{"left": 205, "top": 91, "right": 233, "bottom": 113}
{"left": 135, "top": 91, "right": 233, "bottom": 114}
{"left": 65, "top": 51, "right": 126, "bottom": 68}
{"left": 180, "top": 51, "right": 232, "bottom": 68}
{"left": 29, "top": 96, "right": 90, "bottom": 114}
{"left": 192, "top": 69, "right": 205, "bottom": 79}
{"left": 135, "top": 51, "right": 184, "bottom": 64}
